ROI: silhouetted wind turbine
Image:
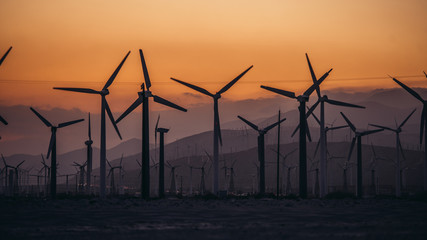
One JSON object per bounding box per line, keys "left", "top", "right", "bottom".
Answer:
{"left": 0, "top": 46, "right": 12, "bottom": 66}
{"left": 271, "top": 148, "right": 297, "bottom": 196}
{"left": 54, "top": 51, "right": 129, "bottom": 198}
{"left": 171, "top": 65, "right": 253, "bottom": 195}
{"left": 107, "top": 158, "right": 123, "bottom": 195}
{"left": 237, "top": 115, "right": 286, "bottom": 195}
{"left": 116, "top": 50, "right": 187, "bottom": 199}
{"left": 369, "top": 108, "right": 416, "bottom": 197}
{"left": 30, "top": 107, "right": 84, "bottom": 198}
{"left": 261, "top": 61, "right": 332, "bottom": 198}
{"left": 391, "top": 75, "right": 427, "bottom": 190}
{"left": 340, "top": 112, "right": 384, "bottom": 197}
{"left": 155, "top": 115, "right": 169, "bottom": 198}
{"left": 166, "top": 161, "right": 180, "bottom": 195}
{"left": 73, "top": 161, "right": 87, "bottom": 193}
{"left": 303, "top": 54, "right": 365, "bottom": 197}
{"left": 85, "top": 113, "right": 93, "bottom": 194}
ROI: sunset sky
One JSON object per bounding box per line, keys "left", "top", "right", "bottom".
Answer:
{"left": 0, "top": 0, "right": 426, "bottom": 112}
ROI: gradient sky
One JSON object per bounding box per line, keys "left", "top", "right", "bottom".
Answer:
{"left": 0, "top": 0, "right": 426, "bottom": 112}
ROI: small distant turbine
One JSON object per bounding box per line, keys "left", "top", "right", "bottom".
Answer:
{"left": 237, "top": 115, "right": 286, "bottom": 195}
{"left": 340, "top": 112, "right": 384, "bottom": 197}
{"left": 369, "top": 108, "right": 416, "bottom": 197}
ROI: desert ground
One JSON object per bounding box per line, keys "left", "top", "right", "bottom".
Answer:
{"left": 1, "top": 196, "right": 427, "bottom": 240}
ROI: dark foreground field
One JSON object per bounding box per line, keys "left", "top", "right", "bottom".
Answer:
{"left": 1, "top": 196, "right": 427, "bottom": 240}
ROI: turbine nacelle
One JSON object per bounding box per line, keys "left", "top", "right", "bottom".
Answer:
{"left": 85, "top": 140, "right": 93, "bottom": 145}
{"left": 100, "top": 89, "right": 110, "bottom": 95}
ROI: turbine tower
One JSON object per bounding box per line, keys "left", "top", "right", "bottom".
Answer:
{"left": 155, "top": 115, "right": 170, "bottom": 198}
{"left": 391, "top": 75, "right": 427, "bottom": 190}
{"left": 116, "top": 50, "right": 187, "bottom": 199}
{"left": 171, "top": 65, "right": 253, "bottom": 195}
{"left": 340, "top": 112, "right": 384, "bottom": 197}
{"left": 85, "top": 113, "right": 93, "bottom": 194}
{"left": 303, "top": 54, "right": 365, "bottom": 197}
{"left": 0, "top": 46, "right": 12, "bottom": 66}
{"left": 260, "top": 58, "right": 332, "bottom": 198}
{"left": 30, "top": 107, "right": 84, "bottom": 198}
{"left": 53, "top": 51, "right": 129, "bottom": 198}
{"left": 237, "top": 115, "right": 286, "bottom": 195}
{"left": 369, "top": 109, "right": 416, "bottom": 197}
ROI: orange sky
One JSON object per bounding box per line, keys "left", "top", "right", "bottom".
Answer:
{"left": 0, "top": 0, "right": 426, "bottom": 112}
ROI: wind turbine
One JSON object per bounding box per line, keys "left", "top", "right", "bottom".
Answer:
{"left": 73, "top": 161, "right": 87, "bottom": 193}
{"left": 166, "top": 161, "right": 180, "bottom": 195}
{"left": 116, "top": 50, "right": 187, "bottom": 199}
{"left": 54, "top": 51, "right": 129, "bottom": 198}
{"left": 0, "top": 46, "right": 12, "bottom": 66}
{"left": 1, "top": 154, "right": 13, "bottom": 194}
{"left": 85, "top": 113, "right": 93, "bottom": 194}
{"left": 40, "top": 154, "right": 51, "bottom": 195}
{"left": 227, "top": 159, "right": 238, "bottom": 193}
{"left": 171, "top": 65, "right": 253, "bottom": 195}
{"left": 155, "top": 115, "right": 170, "bottom": 198}
{"left": 391, "top": 75, "right": 427, "bottom": 190}
{"left": 271, "top": 148, "right": 297, "bottom": 196}
{"left": 237, "top": 115, "right": 286, "bottom": 195}
{"left": 302, "top": 54, "right": 365, "bottom": 197}
{"left": 369, "top": 109, "right": 415, "bottom": 197}
{"left": 107, "top": 158, "right": 123, "bottom": 195}
{"left": 340, "top": 112, "right": 384, "bottom": 197}
{"left": 260, "top": 61, "right": 332, "bottom": 198}
{"left": 30, "top": 107, "right": 84, "bottom": 198}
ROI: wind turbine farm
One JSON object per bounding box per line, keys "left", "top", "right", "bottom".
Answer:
{"left": 1, "top": 1, "right": 427, "bottom": 239}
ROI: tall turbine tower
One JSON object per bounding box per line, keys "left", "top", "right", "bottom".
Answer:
{"left": 171, "top": 65, "right": 253, "bottom": 195}
{"left": 115, "top": 50, "right": 187, "bottom": 199}
{"left": 54, "top": 51, "right": 130, "bottom": 197}
{"left": 85, "top": 113, "right": 93, "bottom": 194}
{"left": 303, "top": 54, "right": 365, "bottom": 197}
{"left": 260, "top": 59, "right": 332, "bottom": 198}
{"left": 30, "top": 107, "right": 84, "bottom": 198}
{"left": 391, "top": 75, "right": 427, "bottom": 190}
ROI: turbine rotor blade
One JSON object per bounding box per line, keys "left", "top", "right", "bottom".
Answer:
{"left": 308, "top": 107, "right": 321, "bottom": 125}
{"left": 0, "top": 115, "right": 8, "bottom": 125}
{"left": 391, "top": 77, "right": 424, "bottom": 103}
{"left": 153, "top": 95, "right": 187, "bottom": 112}
{"left": 303, "top": 69, "right": 333, "bottom": 97}
{"left": 306, "top": 100, "right": 320, "bottom": 120}
{"left": 155, "top": 114, "right": 160, "bottom": 144}
{"left": 0, "top": 46, "right": 12, "bottom": 66}
{"left": 116, "top": 97, "right": 143, "bottom": 124}
{"left": 47, "top": 132, "right": 56, "bottom": 159}
{"left": 103, "top": 51, "right": 131, "bottom": 90}
{"left": 399, "top": 108, "right": 416, "bottom": 129}
{"left": 170, "top": 78, "right": 214, "bottom": 97}
{"left": 237, "top": 116, "right": 258, "bottom": 131}
{"left": 340, "top": 112, "right": 356, "bottom": 132}
{"left": 291, "top": 124, "right": 300, "bottom": 138}
{"left": 329, "top": 125, "right": 349, "bottom": 131}
{"left": 260, "top": 85, "right": 296, "bottom": 99}
{"left": 16, "top": 160, "right": 25, "bottom": 168}
{"left": 58, "top": 119, "right": 84, "bottom": 128}
{"left": 306, "top": 121, "right": 312, "bottom": 142}
{"left": 264, "top": 117, "right": 286, "bottom": 133}
{"left": 305, "top": 53, "right": 320, "bottom": 98}
{"left": 325, "top": 99, "right": 365, "bottom": 109}
{"left": 368, "top": 123, "right": 395, "bottom": 132}
{"left": 105, "top": 99, "right": 122, "bottom": 140}
{"left": 398, "top": 135, "right": 406, "bottom": 162}
{"left": 313, "top": 139, "right": 320, "bottom": 158}
{"left": 30, "top": 107, "right": 52, "bottom": 127}
{"left": 217, "top": 65, "right": 253, "bottom": 95}
{"left": 139, "top": 49, "right": 151, "bottom": 90}
{"left": 360, "top": 128, "right": 384, "bottom": 137}
{"left": 53, "top": 87, "right": 100, "bottom": 94}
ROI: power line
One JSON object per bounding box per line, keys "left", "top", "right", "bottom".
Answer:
{"left": 0, "top": 74, "right": 424, "bottom": 85}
